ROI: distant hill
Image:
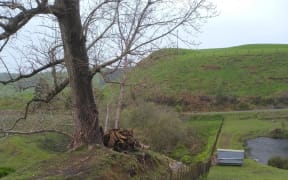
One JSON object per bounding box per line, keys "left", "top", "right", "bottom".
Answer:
{"left": 129, "top": 44, "right": 288, "bottom": 111}
{"left": 0, "top": 72, "right": 19, "bottom": 81}
{"left": 0, "top": 67, "right": 123, "bottom": 97}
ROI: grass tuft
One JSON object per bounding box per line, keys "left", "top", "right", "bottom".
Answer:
{"left": 0, "top": 167, "right": 15, "bottom": 178}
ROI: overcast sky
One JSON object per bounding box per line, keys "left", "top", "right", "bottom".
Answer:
{"left": 195, "top": 0, "right": 288, "bottom": 49}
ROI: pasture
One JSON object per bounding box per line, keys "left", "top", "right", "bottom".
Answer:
{"left": 207, "top": 110, "right": 288, "bottom": 179}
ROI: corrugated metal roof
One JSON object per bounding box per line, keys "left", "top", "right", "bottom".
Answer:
{"left": 217, "top": 149, "right": 244, "bottom": 153}
{"left": 217, "top": 149, "right": 244, "bottom": 166}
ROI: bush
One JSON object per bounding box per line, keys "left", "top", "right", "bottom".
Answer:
{"left": 181, "top": 155, "right": 193, "bottom": 164}
{"left": 171, "top": 144, "right": 190, "bottom": 160}
{"left": 270, "top": 128, "right": 288, "bottom": 138}
{"left": 237, "top": 103, "right": 250, "bottom": 110}
{"left": 0, "top": 167, "right": 15, "bottom": 178}
{"left": 121, "top": 102, "right": 193, "bottom": 154}
{"left": 170, "top": 144, "right": 193, "bottom": 164}
{"left": 268, "top": 156, "right": 288, "bottom": 169}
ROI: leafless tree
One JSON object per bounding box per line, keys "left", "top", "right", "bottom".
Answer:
{"left": 0, "top": 0, "right": 216, "bottom": 149}
{"left": 113, "top": 56, "right": 132, "bottom": 129}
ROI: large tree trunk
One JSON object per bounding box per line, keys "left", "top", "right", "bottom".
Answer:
{"left": 55, "top": 0, "right": 102, "bottom": 148}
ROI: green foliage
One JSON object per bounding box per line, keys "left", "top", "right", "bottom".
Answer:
{"left": 181, "top": 155, "right": 193, "bottom": 164}
{"left": 268, "top": 156, "right": 288, "bottom": 170}
{"left": 171, "top": 144, "right": 190, "bottom": 160}
{"left": 237, "top": 103, "right": 251, "bottom": 110}
{"left": 175, "top": 104, "right": 183, "bottom": 113}
{"left": 186, "top": 115, "right": 223, "bottom": 162}
{"left": 171, "top": 144, "right": 193, "bottom": 164}
{"left": 269, "top": 128, "right": 288, "bottom": 139}
{"left": 121, "top": 102, "right": 188, "bottom": 153}
{"left": 0, "top": 167, "right": 15, "bottom": 178}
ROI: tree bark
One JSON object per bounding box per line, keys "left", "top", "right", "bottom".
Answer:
{"left": 55, "top": 0, "right": 102, "bottom": 148}
{"left": 104, "top": 104, "right": 110, "bottom": 133}
{"left": 114, "top": 57, "right": 128, "bottom": 129}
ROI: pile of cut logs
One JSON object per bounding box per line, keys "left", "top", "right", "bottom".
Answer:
{"left": 102, "top": 129, "right": 140, "bottom": 152}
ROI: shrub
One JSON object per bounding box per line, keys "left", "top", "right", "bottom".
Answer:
{"left": 270, "top": 128, "right": 288, "bottom": 138}
{"left": 268, "top": 156, "right": 288, "bottom": 170}
{"left": 175, "top": 104, "right": 183, "bottom": 113}
{"left": 121, "top": 102, "right": 193, "bottom": 155}
{"left": 171, "top": 144, "right": 190, "bottom": 160}
{"left": 181, "top": 155, "right": 193, "bottom": 164}
{"left": 237, "top": 103, "right": 250, "bottom": 110}
{"left": 0, "top": 167, "right": 15, "bottom": 178}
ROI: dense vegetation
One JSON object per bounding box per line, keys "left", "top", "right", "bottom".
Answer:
{"left": 268, "top": 156, "right": 288, "bottom": 170}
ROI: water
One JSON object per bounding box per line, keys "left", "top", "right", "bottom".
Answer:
{"left": 246, "top": 137, "right": 288, "bottom": 164}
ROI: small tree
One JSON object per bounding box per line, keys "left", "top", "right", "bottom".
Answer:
{"left": 0, "top": 0, "right": 216, "bottom": 149}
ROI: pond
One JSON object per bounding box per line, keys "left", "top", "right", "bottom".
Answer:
{"left": 246, "top": 137, "right": 288, "bottom": 164}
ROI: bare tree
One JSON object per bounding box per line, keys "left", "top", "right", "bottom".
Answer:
{"left": 0, "top": 0, "right": 216, "bottom": 149}
{"left": 114, "top": 56, "right": 131, "bottom": 129}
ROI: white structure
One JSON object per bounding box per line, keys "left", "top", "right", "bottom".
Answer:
{"left": 217, "top": 149, "right": 244, "bottom": 166}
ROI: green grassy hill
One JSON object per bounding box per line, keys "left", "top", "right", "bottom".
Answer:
{"left": 130, "top": 44, "right": 288, "bottom": 111}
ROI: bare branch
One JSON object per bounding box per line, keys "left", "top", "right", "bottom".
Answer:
{"left": 90, "top": 52, "right": 127, "bottom": 77}
{"left": 0, "top": 1, "right": 57, "bottom": 40}
{"left": 85, "top": 1, "right": 121, "bottom": 51}
{"left": 0, "top": 35, "right": 8, "bottom": 52}
{"left": 82, "top": 0, "right": 113, "bottom": 36}
{"left": 1, "top": 129, "right": 72, "bottom": 138}
{"left": 0, "top": 57, "right": 13, "bottom": 79}
{"left": 0, "top": 1, "right": 26, "bottom": 11}
{"left": 0, "top": 59, "right": 64, "bottom": 85}
{"left": 86, "top": 17, "right": 116, "bottom": 51}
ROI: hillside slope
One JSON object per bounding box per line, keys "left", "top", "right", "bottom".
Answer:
{"left": 0, "top": 133, "right": 171, "bottom": 179}
{"left": 130, "top": 44, "right": 288, "bottom": 111}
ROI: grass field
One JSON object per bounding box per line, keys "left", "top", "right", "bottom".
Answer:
{"left": 131, "top": 44, "right": 288, "bottom": 97}
{"left": 208, "top": 159, "right": 288, "bottom": 180}
{"left": 207, "top": 110, "right": 288, "bottom": 179}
